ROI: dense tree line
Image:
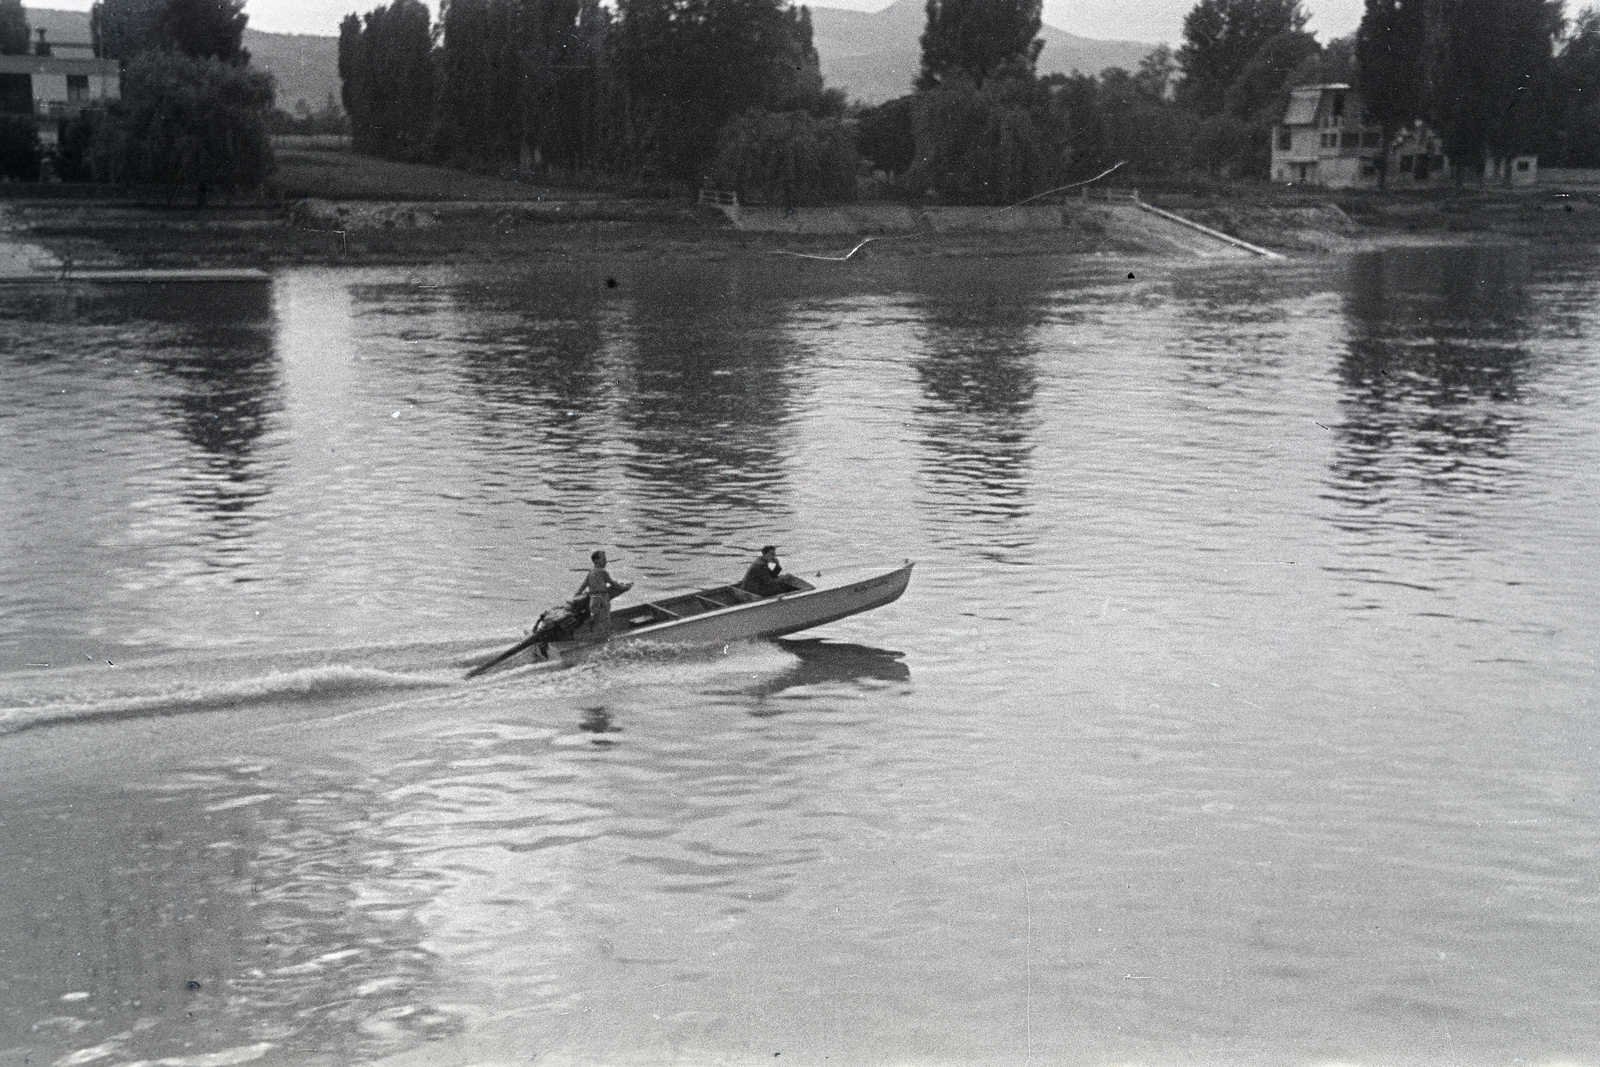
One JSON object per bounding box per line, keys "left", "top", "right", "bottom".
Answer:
{"left": 855, "top": 0, "right": 1333, "bottom": 197}
{"left": 334, "top": 0, "right": 1600, "bottom": 203}
{"left": 1358, "top": 0, "right": 1570, "bottom": 179}
{"left": 338, "top": 0, "right": 849, "bottom": 200}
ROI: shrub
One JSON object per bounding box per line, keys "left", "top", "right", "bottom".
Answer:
{"left": 706, "top": 108, "right": 857, "bottom": 206}
{"left": 0, "top": 114, "right": 40, "bottom": 181}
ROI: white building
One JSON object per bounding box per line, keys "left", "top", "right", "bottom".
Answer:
{"left": 1271, "top": 83, "right": 1386, "bottom": 188}
{"left": 0, "top": 31, "right": 120, "bottom": 148}
{"left": 1272, "top": 82, "right": 1540, "bottom": 189}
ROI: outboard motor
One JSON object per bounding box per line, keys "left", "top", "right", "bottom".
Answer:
{"left": 528, "top": 596, "right": 591, "bottom": 657}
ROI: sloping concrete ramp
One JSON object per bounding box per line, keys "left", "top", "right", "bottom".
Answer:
{"left": 1092, "top": 202, "right": 1256, "bottom": 258}
{"left": 725, "top": 197, "right": 1281, "bottom": 259}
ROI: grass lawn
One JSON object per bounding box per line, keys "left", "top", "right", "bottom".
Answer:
{"left": 271, "top": 148, "right": 570, "bottom": 202}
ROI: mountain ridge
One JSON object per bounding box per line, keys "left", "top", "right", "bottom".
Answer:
{"left": 810, "top": 0, "right": 1155, "bottom": 103}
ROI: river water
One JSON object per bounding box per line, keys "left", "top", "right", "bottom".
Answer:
{"left": 1, "top": 243, "right": 1597, "bottom": 1067}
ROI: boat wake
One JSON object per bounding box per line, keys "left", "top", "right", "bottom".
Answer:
{"left": 480, "top": 637, "right": 805, "bottom": 691}
{"left": 0, "top": 661, "right": 456, "bottom": 736}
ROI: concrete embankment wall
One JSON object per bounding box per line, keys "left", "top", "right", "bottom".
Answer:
{"left": 1541, "top": 168, "right": 1600, "bottom": 189}
{"left": 727, "top": 200, "right": 1269, "bottom": 258}
{"left": 730, "top": 204, "right": 1072, "bottom": 234}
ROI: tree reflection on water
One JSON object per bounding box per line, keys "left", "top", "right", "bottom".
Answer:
{"left": 1333, "top": 245, "right": 1533, "bottom": 524}
{"left": 909, "top": 263, "right": 1047, "bottom": 538}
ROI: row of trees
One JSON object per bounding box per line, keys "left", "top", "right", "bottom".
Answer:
{"left": 339, "top": 0, "right": 1592, "bottom": 204}
{"left": 338, "top": 0, "right": 851, "bottom": 199}
{"left": 6, "top": 0, "right": 1600, "bottom": 201}
{"left": 851, "top": 0, "right": 1600, "bottom": 198}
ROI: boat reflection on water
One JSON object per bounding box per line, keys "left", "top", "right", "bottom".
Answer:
{"left": 747, "top": 638, "right": 911, "bottom": 707}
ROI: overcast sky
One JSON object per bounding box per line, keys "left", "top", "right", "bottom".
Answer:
{"left": 37, "top": 0, "right": 1366, "bottom": 48}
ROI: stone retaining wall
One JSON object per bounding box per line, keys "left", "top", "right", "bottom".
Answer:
{"left": 728, "top": 204, "right": 1072, "bottom": 234}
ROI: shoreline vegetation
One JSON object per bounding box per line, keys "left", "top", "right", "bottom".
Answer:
{"left": 5, "top": 148, "right": 1600, "bottom": 272}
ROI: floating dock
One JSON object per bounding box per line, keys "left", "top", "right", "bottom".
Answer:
{"left": 0, "top": 266, "right": 271, "bottom": 284}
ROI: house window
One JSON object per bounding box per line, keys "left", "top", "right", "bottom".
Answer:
{"left": 1341, "top": 131, "right": 1358, "bottom": 148}
{"left": 1399, "top": 153, "right": 1414, "bottom": 172}
{"left": 66, "top": 75, "right": 88, "bottom": 102}
{"left": 1362, "top": 131, "right": 1380, "bottom": 148}
{"left": 0, "top": 73, "right": 30, "bottom": 115}
{"left": 1321, "top": 132, "right": 1337, "bottom": 148}
{"left": 1331, "top": 93, "right": 1345, "bottom": 119}
{"left": 1516, "top": 159, "right": 1531, "bottom": 171}
{"left": 1277, "top": 127, "right": 1291, "bottom": 150}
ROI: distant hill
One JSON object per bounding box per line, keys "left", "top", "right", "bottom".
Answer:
{"left": 24, "top": 7, "right": 341, "bottom": 115}
{"left": 245, "top": 30, "right": 341, "bottom": 115}
{"left": 810, "top": 0, "right": 1156, "bottom": 104}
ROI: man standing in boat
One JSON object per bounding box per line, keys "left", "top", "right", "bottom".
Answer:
{"left": 740, "top": 545, "right": 787, "bottom": 597}
{"left": 576, "top": 549, "right": 631, "bottom": 638}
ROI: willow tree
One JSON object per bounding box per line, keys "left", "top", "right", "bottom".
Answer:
{"left": 90, "top": 51, "right": 274, "bottom": 202}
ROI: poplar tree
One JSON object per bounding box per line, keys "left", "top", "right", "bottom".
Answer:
{"left": 1546, "top": 7, "right": 1600, "bottom": 164}
{"left": 1175, "top": 0, "right": 1309, "bottom": 114}
{"left": 0, "top": 0, "right": 28, "bottom": 55}
{"left": 434, "top": 0, "right": 609, "bottom": 173}
{"left": 338, "top": 0, "right": 435, "bottom": 159}
{"left": 1356, "top": 0, "right": 1426, "bottom": 142}
{"left": 610, "top": 0, "right": 822, "bottom": 186}
{"left": 1421, "top": 0, "right": 1561, "bottom": 179}
{"left": 517, "top": 0, "right": 609, "bottom": 173}
{"left": 916, "top": 0, "right": 1043, "bottom": 90}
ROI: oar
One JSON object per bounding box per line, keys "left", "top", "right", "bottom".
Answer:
{"left": 464, "top": 632, "right": 545, "bottom": 679}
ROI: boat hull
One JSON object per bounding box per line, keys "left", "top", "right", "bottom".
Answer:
{"left": 467, "top": 561, "right": 913, "bottom": 676}
{"left": 593, "top": 562, "right": 912, "bottom": 650}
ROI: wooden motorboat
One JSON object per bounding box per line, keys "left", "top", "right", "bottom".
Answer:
{"left": 465, "top": 560, "right": 914, "bottom": 678}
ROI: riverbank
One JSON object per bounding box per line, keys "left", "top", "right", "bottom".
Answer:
{"left": 4, "top": 151, "right": 1600, "bottom": 275}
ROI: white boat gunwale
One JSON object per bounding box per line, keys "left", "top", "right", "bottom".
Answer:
{"left": 465, "top": 560, "right": 914, "bottom": 678}
{"left": 595, "top": 561, "right": 911, "bottom": 643}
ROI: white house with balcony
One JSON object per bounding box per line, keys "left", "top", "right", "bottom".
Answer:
{"left": 1273, "top": 82, "right": 1537, "bottom": 189}
{"left": 1271, "top": 83, "right": 1387, "bottom": 187}
{"left": 0, "top": 30, "right": 120, "bottom": 148}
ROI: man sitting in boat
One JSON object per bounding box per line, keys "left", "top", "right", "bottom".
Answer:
{"left": 576, "top": 550, "right": 632, "bottom": 637}
{"left": 739, "top": 545, "right": 787, "bottom": 597}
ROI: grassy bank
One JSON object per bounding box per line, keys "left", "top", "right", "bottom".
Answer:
{"left": 8, "top": 148, "right": 1600, "bottom": 270}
